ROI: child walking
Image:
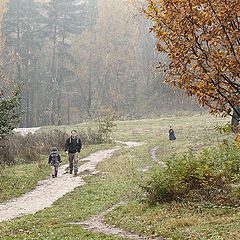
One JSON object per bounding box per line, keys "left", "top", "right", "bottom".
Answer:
{"left": 48, "top": 147, "right": 62, "bottom": 178}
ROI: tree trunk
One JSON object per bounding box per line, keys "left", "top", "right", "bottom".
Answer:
{"left": 25, "top": 56, "right": 30, "bottom": 127}
{"left": 88, "top": 55, "right": 92, "bottom": 117}
{"left": 57, "top": 10, "right": 67, "bottom": 126}
{"left": 51, "top": 21, "right": 57, "bottom": 125}
{"left": 231, "top": 105, "right": 240, "bottom": 133}
{"left": 67, "top": 98, "right": 70, "bottom": 125}
{"left": 16, "top": 10, "right": 23, "bottom": 127}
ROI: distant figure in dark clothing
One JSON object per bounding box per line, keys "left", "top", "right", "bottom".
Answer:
{"left": 169, "top": 126, "right": 176, "bottom": 140}
{"left": 65, "top": 130, "right": 82, "bottom": 175}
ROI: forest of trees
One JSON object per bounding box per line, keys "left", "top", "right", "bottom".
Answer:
{"left": 1, "top": 0, "right": 201, "bottom": 127}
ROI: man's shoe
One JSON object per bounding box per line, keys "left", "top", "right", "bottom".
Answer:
{"left": 70, "top": 171, "right": 72, "bottom": 174}
{"left": 52, "top": 175, "right": 55, "bottom": 178}
{"left": 55, "top": 174, "right": 57, "bottom": 177}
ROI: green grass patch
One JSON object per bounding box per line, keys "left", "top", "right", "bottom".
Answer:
{"left": 0, "top": 114, "right": 238, "bottom": 239}
{"left": 105, "top": 201, "right": 240, "bottom": 240}
{"left": 142, "top": 141, "right": 240, "bottom": 205}
{"left": 0, "top": 159, "right": 50, "bottom": 203}
{"left": 0, "top": 142, "right": 150, "bottom": 239}
{"left": 0, "top": 144, "right": 114, "bottom": 203}
{"left": 101, "top": 115, "right": 240, "bottom": 240}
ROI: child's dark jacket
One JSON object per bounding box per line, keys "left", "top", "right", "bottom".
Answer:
{"left": 48, "top": 152, "right": 62, "bottom": 166}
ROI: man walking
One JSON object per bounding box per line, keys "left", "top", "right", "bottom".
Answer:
{"left": 65, "top": 130, "right": 82, "bottom": 175}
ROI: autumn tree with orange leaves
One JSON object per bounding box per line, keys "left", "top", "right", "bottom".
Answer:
{"left": 143, "top": 0, "right": 240, "bottom": 126}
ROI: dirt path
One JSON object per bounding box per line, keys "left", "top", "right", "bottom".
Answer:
{"left": 150, "top": 145, "right": 167, "bottom": 167}
{"left": 73, "top": 203, "right": 165, "bottom": 240}
{"left": 13, "top": 127, "right": 41, "bottom": 136}
{"left": 0, "top": 141, "right": 167, "bottom": 239}
{"left": 70, "top": 144, "right": 168, "bottom": 240}
{"left": 0, "top": 141, "right": 143, "bottom": 223}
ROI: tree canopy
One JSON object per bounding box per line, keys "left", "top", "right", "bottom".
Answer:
{"left": 143, "top": 0, "right": 240, "bottom": 118}
{"left": 0, "top": 85, "right": 22, "bottom": 140}
{"left": 0, "top": 0, "right": 22, "bottom": 139}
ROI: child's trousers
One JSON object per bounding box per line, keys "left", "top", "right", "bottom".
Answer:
{"left": 51, "top": 166, "right": 59, "bottom": 177}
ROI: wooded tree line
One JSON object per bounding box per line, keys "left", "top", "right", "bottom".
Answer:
{"left": 1, "top": 0, "right": 200, "bottom": 127}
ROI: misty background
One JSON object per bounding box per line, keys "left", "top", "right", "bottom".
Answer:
{"left": 1, "top": 0, "right": 201, "bottom": 127}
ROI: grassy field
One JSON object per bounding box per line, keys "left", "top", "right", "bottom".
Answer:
{"left": 1, "top": 113, "right": 239, "bottom": 239}
{"left": 0, "top": 144, "right": 114, "bottom": 203}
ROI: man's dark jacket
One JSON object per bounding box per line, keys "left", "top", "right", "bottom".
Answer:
{"left": 65, "top": 136, "right": 82, "bottom": 153}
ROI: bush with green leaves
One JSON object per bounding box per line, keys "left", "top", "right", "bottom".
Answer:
{"left": 0, "top": 85, "right": 22, "bottom": 140}
{"left": 0, "top": 128, "right": 106, "bottom": 166}
{"left": 98, "top": 106, "right": 117, "bottom": 142}
{"left": 142, "top": 141, "right": 240, "bottom": 206}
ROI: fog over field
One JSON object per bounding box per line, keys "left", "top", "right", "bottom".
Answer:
{"left": 0, "top": 0, "right": 202, "bottom": 128}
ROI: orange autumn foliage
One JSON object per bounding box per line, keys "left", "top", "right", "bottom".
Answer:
{"left": 143, "top": 0, "right": 240, "bottom": 118}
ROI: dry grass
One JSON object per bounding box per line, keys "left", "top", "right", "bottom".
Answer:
{"left": 0, "top": 113, "right": 239, "bottom": 240}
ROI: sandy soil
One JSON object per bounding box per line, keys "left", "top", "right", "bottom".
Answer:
{"left": 150, "top": 145, "right": 167, "bottom": 167}
{"left": 73, "top": 145, "right": 168, "bottom": 240}
{"left": 74, "top": 202, "right": 166, "bottom": 240}
{"left": 13, "top": 127, "right": 41, "bottom": 136}
{"left": 0, "top": 142, "right": 143, "bottom": 223}
{"left": 0, "top": 140, "right": 168, "bottom": 239}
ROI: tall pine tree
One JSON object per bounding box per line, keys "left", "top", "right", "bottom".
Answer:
{"left": 3, "top": 0, "right": 43, "bottom": 127}
{"left": 43, "top": 0, "right": 91, "bottom": 125}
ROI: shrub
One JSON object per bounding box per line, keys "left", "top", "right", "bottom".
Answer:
{"left": 0, "top": 128, "right": 104, "bottom": 166}
{"left": 142, "top": 141, "right": 240, "bottom": 206}
{"left": 73, "top": 128, "right": 104, "bottom": 145}
{"left": 97, "top": 106, "right": 117, "bottom": 142}
{"left": 0, "top": 84, "right": 22, "bottom": 140}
